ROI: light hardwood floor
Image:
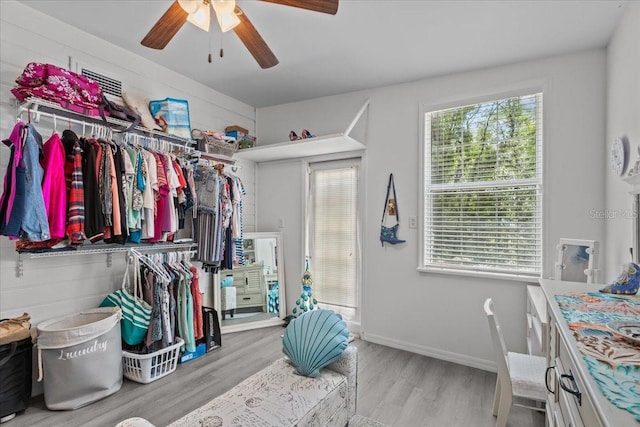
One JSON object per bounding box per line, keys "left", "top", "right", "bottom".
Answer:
{"left": 9, "top": 326, "right": 544, "bottom": 427}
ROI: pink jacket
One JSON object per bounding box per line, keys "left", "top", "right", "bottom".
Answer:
{"left": 41, "top": 133, "right": 67, "bottom": 239}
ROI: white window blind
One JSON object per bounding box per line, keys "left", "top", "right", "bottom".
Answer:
{"left": 309, "top": 161, "right": 358, "bottom": 308}
{"left": 423, "top": 93, "right": 543, "bottom": 276}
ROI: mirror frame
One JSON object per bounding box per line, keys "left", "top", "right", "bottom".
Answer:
{"left": 554, "top": 238, "right": 600, "bottom": 283}
{"left": 214, "top": 231, "right": 286, "bottom": 333}
{"left": 633, "top": 194, "right": 640, "bottom": 264}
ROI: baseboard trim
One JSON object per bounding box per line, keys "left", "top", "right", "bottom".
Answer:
{"left": 360, "top": 332, "right": 496, "bottom": 373}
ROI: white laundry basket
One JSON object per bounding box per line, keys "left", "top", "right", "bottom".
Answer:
{"left": 36, "top": 307, "right": 122, "bottom": 410}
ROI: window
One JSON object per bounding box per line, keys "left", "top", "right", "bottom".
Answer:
{"left": 307, "top": 159, "right": 360, "bottom": 321}
{"left": 422, "top": 92, "right": 543, "bottom": 278}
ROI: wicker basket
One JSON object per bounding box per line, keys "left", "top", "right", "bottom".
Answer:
{"left": 122, "top": 338, "right": 183, "bottom": 384}
{"left": 192, "top": 129, "right": 239, "bottom": 157}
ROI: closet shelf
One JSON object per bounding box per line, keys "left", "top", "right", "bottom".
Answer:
{"left": 16, "top": 242, "right": 197, "bottom": 278}
{"left": 18, "top": 97, "right": 195, "bottom": 149}
{"left": 233, "top": 133, "right": 366, "bottom": 162}
{"left": 234, "top": 99, "right": 370, "bottom": 163}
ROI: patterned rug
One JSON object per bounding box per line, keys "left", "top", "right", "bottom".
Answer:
{"left": 555, "top": 292, "right": 640, "bottom": 420}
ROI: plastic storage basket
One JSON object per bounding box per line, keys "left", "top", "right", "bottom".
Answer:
{"left": 192, "top": 129, "right": 239, "bottom": 157}
{"left": 122, "top": 338, "right": 183, "bottom": 384}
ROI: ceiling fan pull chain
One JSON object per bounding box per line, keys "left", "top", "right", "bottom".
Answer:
{"left": 220, "top": 32, "right": 225, "bottom": 58}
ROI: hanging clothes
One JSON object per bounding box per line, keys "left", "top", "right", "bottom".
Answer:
{"left": 22, "top": 124, "right": 50, "bottom": 242}
{"left": 141, "top": 149, "right": 157, "bottom": 240}
{"left": 1, "top": 112, "right": 204, "bottom": 250}
{"left": 192, "top": 164, "right": 245, "bottom": 270}
{"left": 80, "top": 137, "right": 103, "bottom": 242}
{"left": 0, "top": 121, "right": 26, "bottom": 238}
{"left": 40, "top": 132, "right": 67, "bottom": 239}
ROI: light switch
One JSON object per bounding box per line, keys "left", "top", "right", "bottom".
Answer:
{"left": 408, "top": 216, "right": 417, "bottom": 229}
{"left": 278, "top": 218, "right": 285, "bottom": 228}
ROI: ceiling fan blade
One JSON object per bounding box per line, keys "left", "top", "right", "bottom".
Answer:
{"left": 259, "top": 0, "right": 338, "bottom": 15}
{"left": 233, "top": 6, "right": 279, "bottom": 69}
{"left": 141, "top": 0, "right": 189, "bottom": 49}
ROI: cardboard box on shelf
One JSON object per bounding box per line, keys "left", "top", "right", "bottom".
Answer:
{"left": 225, "top": 125, "right": 249, "bottom": 135}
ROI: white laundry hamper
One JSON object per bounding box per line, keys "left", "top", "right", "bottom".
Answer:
{"left": 36, "top": 307, "right": 123, "bottom": 410}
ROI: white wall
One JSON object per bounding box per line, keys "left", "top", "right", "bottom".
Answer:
{"left": 256, "top": 50, "right": 607, "bottom": 370}
{"left": 0, "top": 1, "right": 256, "bottom": 332}
{"left": 605, "top": 1, "right": 640, "bottom": 279}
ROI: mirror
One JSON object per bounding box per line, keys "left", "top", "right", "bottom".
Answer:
{"left": 554, "top": 238, "right": 600, "bottom": 283}
{"left": 214, "top": 232, "right": 286, "bottom": 333}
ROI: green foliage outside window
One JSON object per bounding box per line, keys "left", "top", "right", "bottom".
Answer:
{"left": 425, "top": 94, "right": 542, "bottom": 274}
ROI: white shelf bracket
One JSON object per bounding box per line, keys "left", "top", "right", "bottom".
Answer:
{"left": 343, "top": 99, "right": 370, "bottom": 137}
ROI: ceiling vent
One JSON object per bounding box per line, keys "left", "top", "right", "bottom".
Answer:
{"left": 80, "top": 68, "right": 122, "bottom": 100}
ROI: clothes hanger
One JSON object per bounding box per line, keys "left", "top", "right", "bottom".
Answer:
{"left": 130, "top": 249, "right": 172, "bottom": 284}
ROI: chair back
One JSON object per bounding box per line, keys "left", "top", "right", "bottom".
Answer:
{"left": 484, "top": 298, "right": 512, "bottom": 392}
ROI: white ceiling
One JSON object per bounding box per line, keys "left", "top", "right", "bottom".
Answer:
{"left": 20, "top": 0, "right": 628, "bottom": 108}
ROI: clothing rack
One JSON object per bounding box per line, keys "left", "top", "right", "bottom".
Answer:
{"left": 129, "top": 248, "right": 173, "bottom": 284}
{"left": 17, "top": 97, "right": 195, "bottom": 154}
{"left": 15, "top": 242, "right": 197, "bottom": 278}
{"left": 191, "top": 150, "right": 237, "bottom": 168}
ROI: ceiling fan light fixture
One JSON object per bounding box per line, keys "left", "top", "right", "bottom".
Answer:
{"left": 177, "top": 0, "right": 201, "bottom": 14}
{"left": 186, "top": 2, "right": 211, "bottom": 32}
{"left": 212, "top": 0, "right": 240, "bottom": 32}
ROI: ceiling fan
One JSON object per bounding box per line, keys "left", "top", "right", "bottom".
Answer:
{"left": 141, "top": 0, "right": 339, "bottom": 69}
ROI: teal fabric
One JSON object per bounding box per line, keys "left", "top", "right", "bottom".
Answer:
{"left": 555, "top": 292, "right": 640, "bottom": 420}
{"left": 282, "top": 309, "right": 349, "bottom": 378}
{"left": 220, "top": 277, "right": 234, "bottom": 288}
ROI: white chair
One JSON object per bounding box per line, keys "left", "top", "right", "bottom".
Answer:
{"left": 484, "top": 298, "right": 546, "bottom": 427}
{"left": 221, "top": 286, "right": 237, "bottom": 320}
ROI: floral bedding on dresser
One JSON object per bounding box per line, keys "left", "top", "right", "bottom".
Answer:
{"left": 555, "top": 292, "right": 640, "bottom": 421}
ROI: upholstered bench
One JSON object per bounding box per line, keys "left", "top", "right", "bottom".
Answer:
{"left": 168, "top": 345, "right": 357, "bottom": 426}
{"left": 116, "top": 345, "right": 390, "bottom": 427}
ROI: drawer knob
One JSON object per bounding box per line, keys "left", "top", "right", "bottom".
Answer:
{"left": 559, "top": 369, "right": 582, "bottom": 406}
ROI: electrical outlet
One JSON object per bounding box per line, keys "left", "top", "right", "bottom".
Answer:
{"left": 408, "top": 216, "right": 417, "bottom": 229}
{"left": 278, "top": 218, "right": 285, "bottom": 228}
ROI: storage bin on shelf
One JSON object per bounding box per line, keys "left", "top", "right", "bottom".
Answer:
{"left": 225, "top": 125, "right": 255, "bottom": 149}
{"left": 148, "top": 97, "right": 191, "bottom": 139}
{"left": 192, "top": 129, "right": 238, "bottom": 157}
{"left": 122, "top": 337, "right": 183, "bottom": 384}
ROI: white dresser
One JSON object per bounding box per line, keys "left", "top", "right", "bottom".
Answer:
{"left": 221, "top": 266, "right": 266, "bottom": 312}
{"left": 539, "top": 279, "right": 638, "bottom": 427}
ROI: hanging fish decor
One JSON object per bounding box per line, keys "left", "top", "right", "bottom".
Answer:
{"left": 293, "top": 258, "right": 318, "bottom": 316}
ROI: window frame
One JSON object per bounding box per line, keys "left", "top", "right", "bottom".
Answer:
{"left": 418, "top": 89, "right": 544, "bottom": 282}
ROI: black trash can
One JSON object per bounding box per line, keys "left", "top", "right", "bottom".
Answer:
{"left": 0, "top": 337, "right": 32, "bottom": 422}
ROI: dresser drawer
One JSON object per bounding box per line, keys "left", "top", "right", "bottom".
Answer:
{"left": 237, "top": 292, "right": 265, "bottom": 308}
{"left": 557, "top": 366, "right": 585, "bottom": 427}
{"left": 548, "top": 398, "right": 565, "bottom": 427}
{"left": 557, "top": 335, "right": 599, "bottom": 426}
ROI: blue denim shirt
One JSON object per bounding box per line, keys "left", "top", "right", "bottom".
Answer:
{"left": 21, "top": 124, "right": 50, "bottom": 241}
